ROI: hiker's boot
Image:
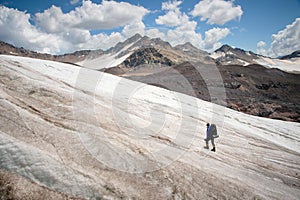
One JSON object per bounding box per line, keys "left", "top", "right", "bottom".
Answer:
{"left": 211, "top": 147, "right": 216, "bottom": 152}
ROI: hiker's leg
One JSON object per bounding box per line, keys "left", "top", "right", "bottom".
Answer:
{"left": 205, "top": 139, "right": 209, "bottom": 148}
{"left": 211, "top": 138, "right": 216, "bottom": 151}
{"left": 211, "top": 138, "right": 215, "bottom": 148}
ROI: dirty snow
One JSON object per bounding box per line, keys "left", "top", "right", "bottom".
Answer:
{"left": 0, "top": 55, "right": 299, "bottom": 199}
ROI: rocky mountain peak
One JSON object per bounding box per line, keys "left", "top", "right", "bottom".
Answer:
{"left": 175, "top": 42, "right": 197, "bottom": 50}
{"left": 212, "top": 44, "right": 259, "bottom": 66}
{"left": 175, "top": 42, "right": 208, "bottom": 55}
{"left": 120, "top": 47, "right": 175, "bottom": 68}
{"left": 107, "top": 34, "right": 143, "bottom": 54}
{"left": 215, "top": 44, "right": 233, "bottom": 53}
{"left": 215, "top": 44, "right": 258, "bottom": 57}
{"left": 135, "top": 36, "right": 173, "bottom": 50}
{"left": 130, "top": 33, "right": 143, "bottom": 41}
{"left": 124, "top": 33, "right": 144, "bottom": 45}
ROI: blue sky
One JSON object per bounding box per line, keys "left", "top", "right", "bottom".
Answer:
{"left": 0, "top": 0, "right": 299, "bottom": 57}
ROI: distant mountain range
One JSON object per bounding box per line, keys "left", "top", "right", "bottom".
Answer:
{"left": 0, "top": 40, "right": 103, "bottom": 64}
{"left": 1, "top": 34, "right": 299, "bottom": 73}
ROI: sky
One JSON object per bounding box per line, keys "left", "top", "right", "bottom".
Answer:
{"left": 0, "top": 0, "right": 299, "bottom": 57}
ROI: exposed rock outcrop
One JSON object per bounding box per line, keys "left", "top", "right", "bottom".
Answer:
{"left": 121, "top": 48, "right": 175, "bottom": 68}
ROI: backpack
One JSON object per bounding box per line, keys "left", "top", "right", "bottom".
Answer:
{"left": 209, "top": 124, "right": 218, "bottom": 138}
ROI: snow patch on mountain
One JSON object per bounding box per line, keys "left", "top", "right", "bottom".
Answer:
{"left": 210, "top": 50, "right": 237, "bottom": 58}
{"left": 77, "top": 38, "right": 141, "bottom": 70}
{"left": 209, "top": 51, "right": 224, "bottom": 59}
{"left": 76, "top": 52, "right": 132, "bottom": 70}
{"left": 256, "top": 57, "right": 300, "bottom": 73}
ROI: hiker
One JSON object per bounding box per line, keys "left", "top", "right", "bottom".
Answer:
{"left": 204, "top": 123, "right": 218, "bottom": 152}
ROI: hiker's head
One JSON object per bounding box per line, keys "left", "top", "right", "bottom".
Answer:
{"left": 206, "top": 123, "right": 210, "bottom": 127}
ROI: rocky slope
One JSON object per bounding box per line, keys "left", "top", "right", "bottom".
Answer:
{"left": 120, "top": 47, "right": 175, "bottom": 68}
{"left": 0, "top": 55, "right": 299, "bottom": 199}
{"left": 127, "top": 62, "right": 300, "bottom": 122}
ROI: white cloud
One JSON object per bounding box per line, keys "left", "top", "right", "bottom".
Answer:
{"left": 154, "top": 1, "right": 204, "bottom": 49}
{"left": 256, "top": 18, "right": 300, "bottom": 57}
{"left": 70, "top": 0, "right": 80, "bottom": 5}
{"left": 35, "top": 6, "right": 68, "bottom": 33}
{"left": 145, "top": 28, "right": 165, "bottom": 39}
{"left": 156, "top": 0, "right": 195, "bottom": 28}
{"left": 0, "top": 6, "right": 64, "bottom": 53}
{"left": 35, "top": 1, "right": 149, "bottom": 31}
{"left": 165, "top": 29, "right": 203, "bottom": 49}
{"left": 269, "top": 18, "right": 300, "bottom": 57}
{"left": 162, "top": 0, "right": 183, "bottom": 11}
{"left": 176, "top": 14, "right": 197, "bottom": 31}
{"left": 257, "top": 41, "right": 266, "bottom": 48}
{"left": 191, "top": 0, "right": 243, "bottom": 25}
{"left": 256, "top": 41, "right": 267, "bottom": 56}
{"left": 156, "top": 11, "right": 182, "bottom": 27}
{"left": 122, "top": 21, "right": 145, "bottom": 38}
{"left": 155, "top": 0, "right": 183, "bottom": 27}
{"left": 153, "top": 1, "right": 231, "bottom": 51}
{"left": 204, "top": 27, "right": 231, "bottom": 51}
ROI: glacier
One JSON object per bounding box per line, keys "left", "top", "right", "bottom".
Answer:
{"left": 0, "top": 55, "right": 299, "bottom": 199}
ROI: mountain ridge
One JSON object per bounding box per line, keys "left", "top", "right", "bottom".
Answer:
{"left": 1, "top": 37, "right": 299, "bottom": 71}
{"left": 0, "top": 40, "right": 104, "bottom": 63}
